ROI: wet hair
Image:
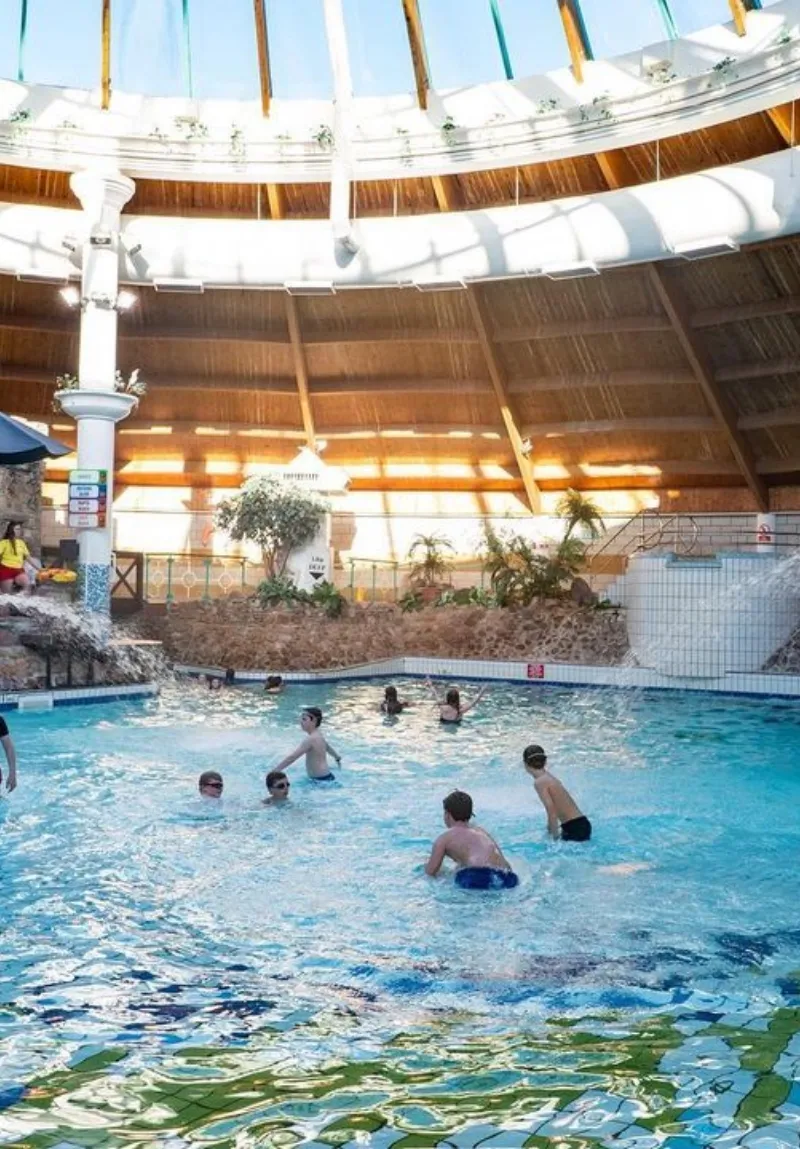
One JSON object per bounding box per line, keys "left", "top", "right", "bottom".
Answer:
{"left": 523, "top": 744, "right": 547, "bottom": 770}
{"left": 445, "top": 688, "right": 461, "bottom": 710}
{"left": 265, "top": 675, "right": 283, "bottom": 689}
{"left": 2, "top": 521, "right": 22, "bottom": 555}
{"left": 443, "top": 789, "right": 473, "bottom": 823}
{"left": 302, "top": 706, "right": 323, "bottom": 727}
{"left": 383, "top": 685, "right": 403, "bottom": 715}
{"left": 266, "top": 770, "right": 288, "bottom": 790}
{"left": 199, "top": 770, "right": 223, "bottom": 789}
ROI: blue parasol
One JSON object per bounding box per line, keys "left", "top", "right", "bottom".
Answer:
{"left": 0, "top": 412, "right": 72, "bottom": 464}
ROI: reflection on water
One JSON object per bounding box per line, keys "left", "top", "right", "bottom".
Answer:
{"left": 0, "top": 680, "right": 799, "bottom": 1145}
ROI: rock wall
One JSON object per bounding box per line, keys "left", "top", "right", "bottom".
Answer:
{"left": 147, "top": 597, "right": 629, "bottom": 671}
{"left": 0, "top": 462, "right": 42, "bottom": 553}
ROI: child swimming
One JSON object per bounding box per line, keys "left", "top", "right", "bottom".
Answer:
{"left": 380, "top": 685, "right": 410, "bottom": 715}
{"left": 272, "top": 707, "right": 342, "bottom": 781}
{"left": 425, "top": 678, "right": 488, "bottom": 723}
{"left": 425, "top": 790, "right": 518, "bottom": 889}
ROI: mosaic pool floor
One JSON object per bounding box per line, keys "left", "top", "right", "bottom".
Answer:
{"left": 2, "top": 986, "right": 799, "bottom": 1148}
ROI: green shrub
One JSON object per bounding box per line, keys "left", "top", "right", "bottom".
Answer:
{"left": 398, "top": 589, "right": 424, "bottom": 613}
{"left": 310, "top": 580, "right": 346, "bottom": 618}
{"left": 256, "top": 575, "right": 309, "bottom": 608}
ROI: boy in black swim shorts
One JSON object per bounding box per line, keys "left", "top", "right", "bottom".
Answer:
{"left": 523, "top": 744, "right": 591, "bottom": 842}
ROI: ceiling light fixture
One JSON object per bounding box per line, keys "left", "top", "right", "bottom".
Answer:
{"left": 413, "top": 276, "right": 466, "bottom": 292}
{"left": 670, "top": 236, "right": 739, "bottom": 260}
{"left": 284, "top": 281, "right": 336, "bottom": 296}
{"left": 16, "top": 270, "right": 69, "bottom": 285}
{"left": 539, "top": 260, "right": 600, "bottom": 281}
{"left": 153, "top": 277, "right": 205, "bottom": 293}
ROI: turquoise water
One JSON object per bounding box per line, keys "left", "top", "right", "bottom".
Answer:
{"left": 1, "top": 680, "right": 799, "bottom": 1147}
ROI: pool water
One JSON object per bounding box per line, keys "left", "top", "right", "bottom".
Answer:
{"left": 1, "top": 680, "right": 799, "bottom": 1148}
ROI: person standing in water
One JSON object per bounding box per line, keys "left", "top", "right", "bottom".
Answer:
{"left": 523, "top": 744, "right": 592, "bottom": 841}
{"left": 272, "top": 707, "right": 341, "bottom": 781}
{"left": 425, "top": 678, "right": 488, "bottom": 724}
{"left": 381, "top": 685, "right": 410, "bottom": 715}
{"left": 0, "top": 715, "right": 17, "bottom": 792}
{"left": 425, "top": 790, "right": 518, "bottom": 889}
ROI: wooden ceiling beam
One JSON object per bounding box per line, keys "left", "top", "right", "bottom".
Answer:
{"left": 431, "top": 175, "right": 460, "bottom": 212}
{"left": 101, "top": 0, "right": 111, "bottom": 110}
{"left": 285, "top": 294, "right": 317, "bottom": 450}
{"left": 738, "top": 406, "right": 800, "bottom": 431}
{"left": 508, "top": 369, "right": 697, "bottom": 393}
{"left": 648, "top": 262, "right": 769, "bottom": 511}
{"left": 401, "top": 0, "right": 431, "bottom": 110}
{"left": 253, "top": 0, "right": 273, "bottom": 117}
{"left": 594, "top": 148, "right": 639, "bottom": 190}
{"left": 693, "top": 294, "right": 800, "bottom": 327}
{"left": 0, "top": 312, "right": 728, "bottom": 345}
{"left": 310, "top": 377, "right": 491, "bottom": 395}
{"left": 265, "top": 182, "right": 286, "bottom": 220}
{"left": 557, "top": 0, "right": 589, "bottom": 83}
{"left": 521, "top": 415, "right": 717, "bottom": 437}
{"left": 41, "top": 418, "right": 505, "bottom": 439}
{"left": 765, "top": 101, "right": 799, "bottom": 147}
{"left": 715, "top": 357, "right": 800, "bottom": 383}
{"left": 728, "top": 0, "right": 758, "bottom": 36}
{"left": 466, "top": 284, "right": 541, "bottom": 512}
{"left": 494, "top": 315, "right": 671, "bottom": 341}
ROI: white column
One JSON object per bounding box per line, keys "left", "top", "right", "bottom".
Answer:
{"left": 64, "top": 170, "right": 136, "bottom": 615}
{"left": 322, "top": 0, "right": 358, "bottom": 252}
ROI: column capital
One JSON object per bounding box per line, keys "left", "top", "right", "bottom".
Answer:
{"left": 70, "top": 169, "right": 135, "bottom": 223}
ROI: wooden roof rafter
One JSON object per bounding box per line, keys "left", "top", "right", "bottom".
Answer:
{"left": 401, "top": 0, "right": 431, "bottom": 110}
{"left": 466, "top": 284, "right": 541, "bottom": 513}
{"left": 285, "top": 293, "right": 317, "bottom": 450}
{"left": 253, "top": 0, "right": 273, "bottom": 117}
{"left": 647, "top": 262, "right": 769, "bottom": 511}
{"left": 101, "top": 0, "right": 111, "bottom": 110}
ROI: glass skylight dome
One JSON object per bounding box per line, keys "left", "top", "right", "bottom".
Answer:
{"left": 0, "top": 0, "right": 782, "bottom": 102}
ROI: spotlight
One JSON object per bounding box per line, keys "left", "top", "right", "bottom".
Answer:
{"left": 59, "top": 285, "right": 81, "bottom": 307}
{"left": 116, "top": 289, "right": 137, "bottom": 311}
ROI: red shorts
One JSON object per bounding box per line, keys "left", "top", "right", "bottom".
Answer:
{"left": 0, "top": 565, "right": 26, "bottom": 582}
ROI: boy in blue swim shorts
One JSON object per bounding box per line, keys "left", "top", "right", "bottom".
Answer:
{"left": 424, "top": 790, "right": 518, "bottom": 890}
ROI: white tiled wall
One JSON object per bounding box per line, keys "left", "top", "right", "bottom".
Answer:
{"left": 176, "top": 660, "right": 800, "bottom": 698}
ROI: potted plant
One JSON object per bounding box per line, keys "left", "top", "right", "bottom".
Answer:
{"left": 407, "top": 533, "right": 454, "bottom": 603}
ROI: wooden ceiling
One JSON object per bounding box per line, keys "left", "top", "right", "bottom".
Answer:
{"left": 4, "top": 234, "right": 800, "bottom": 504}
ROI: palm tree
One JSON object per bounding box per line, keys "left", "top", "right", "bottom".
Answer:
{"left": 556, "top": 489, "right": 605, "bottom": 543}
{"left": 407, "top": 533, "right": 454, "bottom": 587}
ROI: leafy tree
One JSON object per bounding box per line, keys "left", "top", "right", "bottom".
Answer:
{"left": 215, "top": 477, "right": 329, "bottom": 578}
